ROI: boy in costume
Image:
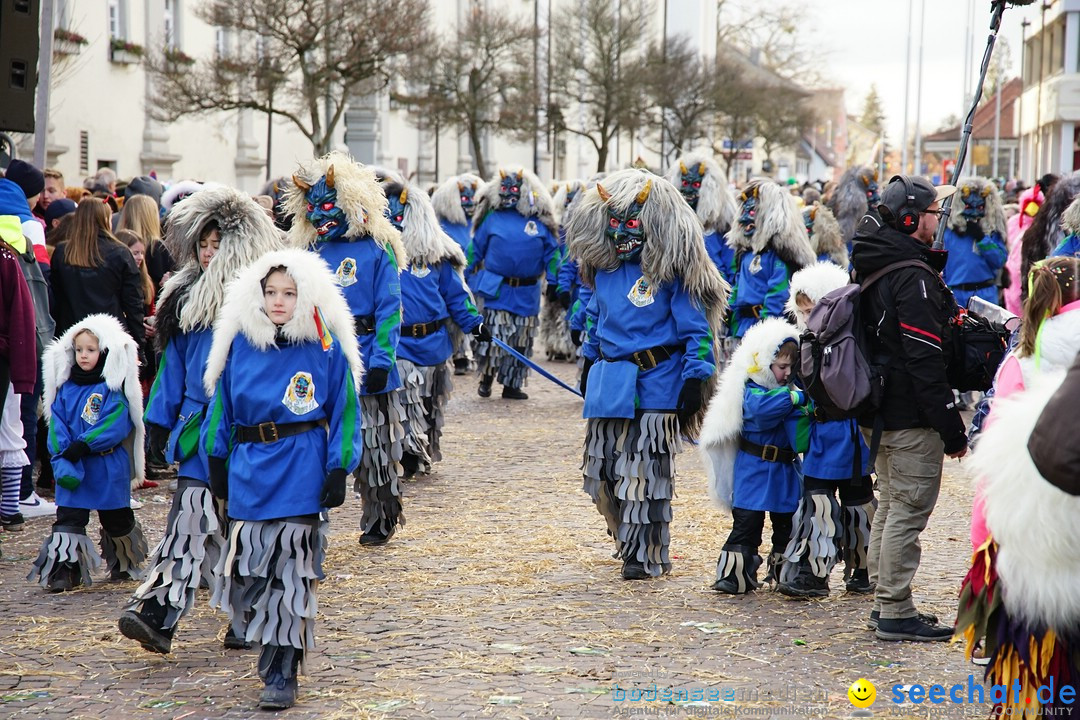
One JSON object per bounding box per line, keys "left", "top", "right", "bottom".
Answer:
{"left": 666, "top": 153, "right": 737, "bottom": 284}
{"left": 431, "top": 173, "right": 484, "bottom": 374}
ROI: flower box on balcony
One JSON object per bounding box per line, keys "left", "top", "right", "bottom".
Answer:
{"left": 110, "top": 39, "right": 144, "bottom": 65}
{"left": 54, "top": 28, "right": 88, "bottom": 56}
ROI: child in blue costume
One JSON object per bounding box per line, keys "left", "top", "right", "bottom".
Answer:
{"left": 803, "top": 202, "right": 848, "bottom": 268}
{"left": 666, "top": 153, "right": 738, "bottom": 286}
{"left": 542, "top": 181, "right": 583, "bottom": 362}
{"left": 775, "top": 263, "right": 876, "bottom": 599}
{"left": 701, "top": 318, "right": 812, "bottom": 594}
{"left": 432, "top": 173, "right": 484, "bottom": 375}
{"left": 565, "top": 169, "right": 728, "bottom": 579}
{"left": 120, "top": 187, "right": 285, "bottom": 654}
{"left": 942, "top": 177, "right": 1007, "bottom": 308}
{"left": 726, "top": 179, "right": 816, "bottom": 340}
{"left": 29, "top": 314, "right": 148, "bottom": 591}
{"left": 381, "top": 179, "right": 488, "bottom": 476}
{"left": 468, "top": 167, "right": 560, "bottom": 400}
{"left": 286, "top": 152, "right": 408, "bottom": 547}
{"left": 202, "top": 248, "right": 362, "bottom": 711}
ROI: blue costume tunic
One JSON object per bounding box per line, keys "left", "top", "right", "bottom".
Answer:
{"left": 145, "top": 329, "right": 213, "bottom": 482}
{"left": 942, "top": 227, "right": 1006, "bottom": 308}
{"left": 705, "top": 231, "right": 738, "bottom": 287}
{"left": 728, "top": 250, "right": 793, "bottom": 339}
{"left": 569, "top": 283, "right": 593, "bottom": 333}
{"left": 581, "top": 261, "right": 715, "bottom": 415}
{"left": 439, "top": 218, "right": 471, "bottom": 254}
{"left": 467, "top": 209, "right": 559, "bottom": 317}
{"left": 398, "top": 261, "right": 482, "bottom": 367}
{"left": 1052, "top": 234, "right": 1080, "bottom": 258}
{"left": 203, "top": 334, "right": 361, "bottom": 522}
{"left": 802, "top": 413, "right": 870, "bottom": 481}
{"left": 49, "top": 380, "right": 134, "bottom": 510}
{"left": 732, "top": 383, "right": 808, "bottom": 513}
{"left": 557, "top": 256, "right": 585, "bottom": 324}
{"left": 315, "top": 238, "right": 402, "bottom": 395}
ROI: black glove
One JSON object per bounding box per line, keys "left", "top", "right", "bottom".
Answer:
{"left": 320, "top": 468, "right": 347, "bottom": 508}
{"left": 365, "top": 367, "right": 389, "bottom": 393}
{"left": 966, "top": 220, "right": 985, "bottom": 241}
{"left": 472, "top": 323, "right": 492, "bottom": 343}
{"left": 558, "top": 291, "right": 572, "bottom": 310}
{"left": 545, "top": 284, "right": 559, "bottom": 302}
{"left": 147, "top": 423, "right": 170, "bottom": 461}
{"left": 676, "top": 379, "right": 706, "bottom": 424}
{"left": 208, "top": 456, "right": 229, "bottom": 500}
{"left": 570, "top": 329, "right": 582, "bottom": 347}
{"left": 60, "top": 440, "right": 91, "bottom": 463}
{"left": 580, "top": 358, "right": 594, "bottom": 397}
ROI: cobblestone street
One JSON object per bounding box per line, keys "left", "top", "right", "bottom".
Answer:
{"left": 0, "top": 358, "right": 987, "bottom": 719}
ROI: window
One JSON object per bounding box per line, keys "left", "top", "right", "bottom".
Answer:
{"left": 215, "top": 28, "right": 227, "bottom": 58}
{"left": 108, "top": 1, "right": 119, "bottom": 38}
{"left": 164, "top": 0, "right": 176, "bottom": 48}
{"left": 79, "top": 131, "right": 89, "bottom": 174}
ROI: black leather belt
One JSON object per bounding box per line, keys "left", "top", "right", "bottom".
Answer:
{"left": 738, "top": 436, "right": 797, "bottom": 463}
{"left": 236, "top": 420, "right": 325, "bottom": 444}
{"left": 402, "top": 320, "right": 442, "bottom": 338}
{"left": 504, "top": 276, "right": 539, "bottom": 287}
{"left": 951, "top": 279, "right": 995, "bottom": 292}
{"left": 736, "top": 304, "right": 764, "bottom": 320}
{"left": 601, "top": 344, "right": 681, "bottom": 371}
{"left": 354, "top": 314, "right": 376, "bottom": 335}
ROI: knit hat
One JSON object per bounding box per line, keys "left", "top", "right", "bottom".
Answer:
{"left": 4, "top": 159, "right": 45, "bottom": 198}
{"left": 124, "top": 175, "right": 164, "bottom": 207}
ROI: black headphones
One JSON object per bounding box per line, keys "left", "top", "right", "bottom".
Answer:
{"left": 880, "top": 175, "right": 921, "bottom": 235}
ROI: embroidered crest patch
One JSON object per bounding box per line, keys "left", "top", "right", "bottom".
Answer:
{"left": 81, "top": 393, "right": 104, "bottom": 425}
{"left": 282, "top": 372, "right": 319, "bottom": 415}
{"left": 410, "top": 263, "right": 431, "bottom": 278}
{"left": 627, "top": 276, "right": 655, "bottom": 308}
{"left": 335, "top": 258, "right": 358, "bottom": 287}
{"left": 749, "top": 254, "right": 763, "bottom": 275}
{"left": 524, "top": 220, "right": 539, "bottom": 237}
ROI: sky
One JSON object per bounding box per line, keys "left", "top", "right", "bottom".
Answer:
{"left": 805, "top": 0, "right": 1028, "bottom": 142}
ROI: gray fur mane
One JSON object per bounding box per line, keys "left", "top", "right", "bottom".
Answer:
{"left": 665, "top": 152, "right": 736, "bottom": 234}
{"left": 809, "top": 203, "right": 847, "bottom": 267}
{"left": 431, "top": 173, "right": 482, "bottom": 226}
{"left": 828, "top": 165, "right": 876, "bottom": 243}
{"left": 472, "top": 166, "right": 557, "bottom": 235}
{"left": 948, "top": 177, "right": 1007, "bottom": 238}
{"left": 727, "top": 179, "right": 816, "bottom": 270}
{"left": 394, "top": 184, "right": 467, "bottom": 270}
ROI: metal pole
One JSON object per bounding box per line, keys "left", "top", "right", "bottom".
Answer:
{"left": 533, "top": 0, "right": 539, "bottom": 175}
{"left": 1019, "top": 18, "right": 1030, "bottom": 178}
{"left": 993, "top": 51, "right": 1002, "bottom": 179}
{"left": 901, "top": 0, "right": 913, "bottom": 173}
{"left": 34, "top": 0, "right": 56, "bottom": 169}
{"left": 913, "top": 0, "right": 925, "bottom": 176}
{"left": 265, "top": 90, "right": 273, "bottom": 182}
{"left": 659, "top": 0, "right": 667, "bottom": 167}
{"left": 1036, "top": 2, "right": 1049, "bottom": 174}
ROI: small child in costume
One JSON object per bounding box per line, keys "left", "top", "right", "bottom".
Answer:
{"left": 28, "top": 314, "right": 148, "bottom": 591}
{"left": 775, "top": 262, "right": 875, "bottom": 598}
{"left": 202, "top": 248, "right": 362, "bottom": 711}
{"left": 701, "top": 317, "right": 810, "bottom": 594}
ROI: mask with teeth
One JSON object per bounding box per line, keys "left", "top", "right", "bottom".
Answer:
{"left": 738, "top": 194, "right": 758, "bottom": 237}
{"left": 860, "top": 170, "right": 880, "bottom": 206}
{"left": 604, "top": 187, "right": 647, "bottom": 262}
{"left": 459, "top": 182, "right": 477, "bottom": 219}
{"left": 499, "top": 172, "right": 522, "bottom": 209}
{"left": 679, "top": 161, "right": 706, "bottom": 210}
{"left": 960, "top": 186, "right": 988, "bottom": 221}
{"left": 384, "top": 184, "right": 407, "bottom": 231}
{"left": 305, "top": 175, "right": 348, "bottom": 242}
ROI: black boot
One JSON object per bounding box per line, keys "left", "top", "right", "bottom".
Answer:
{"left": 453, "top": 357, "right": 469, "bottom": 376}
{"left": 501, "top": 385, "right": 528, "bottom": 400}
{"left": 224, "top": 623, "right": 251, "bottom": 649}
{"left": 778, "top": 559, "right": 830, "bottom": 598}
{"left": 259, "top": 645, "right": 301, "bottom": 710}
{"left": 359, "top": 524, "right": 396, "bottom": 547}
{"left": 46, "top": 561, "right": 81, "bottom": 592}
{"left": 401, "top": 453, "right": 420, "bottom": 480}
{"left": 845, "top": 568, "right": 875, "bottom": 594}
{"left": 477, "top": 374, "right": 493, "bottom": 398}
{"left": 712, "top": 545, "right": 761, "bottom": 594}
{"left": 118, "top": 596, "right": 175, "bottom": 654}
{"left": 621, "top": 556, "right": 650, "bottom": 580}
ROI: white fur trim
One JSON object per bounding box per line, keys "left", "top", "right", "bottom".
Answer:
{"left": 1014, "top": 308, "right": 1080, "bottom": 386}
{"left": 785, "top": 262, "right": 851, "bottom": 330}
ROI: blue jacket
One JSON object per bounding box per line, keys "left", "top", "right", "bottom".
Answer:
{"left": 732, "top": 383, "right": 808, "bottom": 513}
{"left": 316, "top": 238, "right": 402, "bottom": 394}
{"left": 440, "top": 218, "right": 471, "bottom": 254}
{"left": 581, "top": 261, "right": 715, "bottom": 416}
{"left": 49, "top": 380, "right": 133, "bottom": 510}
{"left": 557, "top": 256, "right": 584, "bottom": 323}
{"left": 145, "top": 329, "right": 213, "bottom": 482}
{"left": 203, "top": 334, "right": 361, "bottom": 522}
{"left": 1052, "top": 234, "right": 1080, "bottom": 258}
{"left": 399, "top": 260, "right": 482, "bottom": 366}
{"left": 569, "top": 283, "right": 592, "bottom": 333}
{"left": 942, "top": 227, "right": 1006, "bottom": 307}
{"left": 0, "top": 179, "right": 33, "bottom": 223}
{"left": 467, "top": 210, "right": 559, "bottom": 317}
{"left": 728, "top": 250, "right": 793, "bottom": 338}
{"left": 803, "top": 413, "right": 869, "bottom": 481}
{"left": 705, "top": 231, "right": 738, "bottom": 287}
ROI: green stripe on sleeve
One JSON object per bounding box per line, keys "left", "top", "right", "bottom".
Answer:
{"left": 376, "top": 308, "right": 401, "bottom": 362}
{"left": 340, "top": 370, "right": 358, "bottom": 468}
{"left": 83, "top": 399, "right": 126, "bottom": 443}
{"left": 204, "top": 390, "right": 226, "bottom": 456}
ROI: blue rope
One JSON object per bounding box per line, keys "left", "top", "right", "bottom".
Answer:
{"left": 490, "top": 337, "right": 582, "bottom": 397}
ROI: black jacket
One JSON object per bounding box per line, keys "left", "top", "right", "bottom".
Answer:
{"left": 851, "top": 213, "right": 967, "bottom": 454}
{"left": 51, "top": 231, "right": 146, "bottom": 343}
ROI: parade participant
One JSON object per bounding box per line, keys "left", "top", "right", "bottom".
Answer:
{"left": 701, "top": 318, "right": 810, "bottom": 594}
{"left": 202, "top": 248, "right": 362, "bottom": 711}
{"left": 119, "top": 188, "right": 285, "bottom": 654}
{"left": 665, "top": 153, "right": 737, "bottom": 284}
{"left": 827, "top": 165, "right": 880, "bottom": 249}
{"left": 803, "top": 202, "right": 848, "bottom": 268}
{"left": 776, "top": 262, "right": 875, "bottom": 598}
{"left": 432, "top": 173, "right": 483, "bottom": 374}
{"left": 1050, "top": 195, "right": 1080, "bottom": 258}
{"left": 1021, "top": 172, "right": 1080, "bottom": 299}
{"left": 726, "top": 179, "right": 816, "bottom": 340}
{"left": 542, "top": 180, "right": 583, "bottom": 362}
{"left": 381, "top": 179, "right": 488, "bottom": 476}
{"left": 558, "top": 175, "right": 605, "bottom": 359}
{"left": 566, "top": 169, "right": 728, "bottom": 579}
{"left": 28, "top": 314, "right": 148, "bottom": 591}
{"left": 468, "top": 167, "right": 559, "bottom": 400}
{"left": 286, "top": 152, "right": 408, "bottom": 546}
{"left": 942, "top": 177, "right": 1007, "bottom": 308}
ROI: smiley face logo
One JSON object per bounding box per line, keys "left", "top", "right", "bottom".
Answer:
{"left": 848, "top": 678, "right": 876, "bottom": 708}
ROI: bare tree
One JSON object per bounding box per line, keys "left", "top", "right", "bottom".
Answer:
{"left": 145, "top": 0, "right": 431, "bottom": 155}
{"left": 551, "top": 0, "right": 650, "bottom": 173}
{"left": 755, "top": 91, "right": 817, "bottom": 169}
{"left": 715, "top": 0, "right": 819, "bottom": 83}
{"left": 396, "top": 7, "right": 537, "bottom": 179}
{"left": 711, "top": 61, "right": 766, "bottom": 177}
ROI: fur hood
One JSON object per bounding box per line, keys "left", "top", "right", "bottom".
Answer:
{"left": 665, "top": 152, "right": 736, "bottom": 235}
{"left": 699, "top": 317, "right": 799, "bottom": 510}
{"left": 805, "top": 202, "right": 847, "bottom": 267}
{"left": 785, "top": 262, "right": 851, "bottom": 330}
{"left": 828, "top": 165, "right": 878, "bottom": 243}
{"left": 203, "top": 248, "right": 364, "bottom": 396}
{"left": 948, "top": 177, "right": 1007, "bottom": 237}
{"left": 431, "top": 173, "right": 483, "bottom": 227}
{"left": 971, "top": 370, "right": 1080, "bottom": 629}
{"left": 156, "top": 186, "right": 289, "bottom": 350}
{"left": 727, "top": 179, "right": 816, "bottom": 270}
{"left": 383, "top": 181, "right": 466, "bottom": 270}
{"left": 284, "top": 152, "right": 407, "bottom": 271}
{"left": 472, "top": 166, "right": 557, "bottom": 236}
{"left": 43, "top": 313, "right": 145, "bottom": 483}
{"left": 1062, "top": 194, "right": 1080, "bottom": 237}
{"left": 565, "top": 168, "right": 729, "bottom": 438}
{"left": 1013, "top": 306, "right": 1080, "bottom": 386}
{"left": 553, "top": 179, "right": 585, "bottom": 226}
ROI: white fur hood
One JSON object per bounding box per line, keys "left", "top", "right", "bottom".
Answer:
{"left": 785, "top": 262, "right": 851, "bottom": 330}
